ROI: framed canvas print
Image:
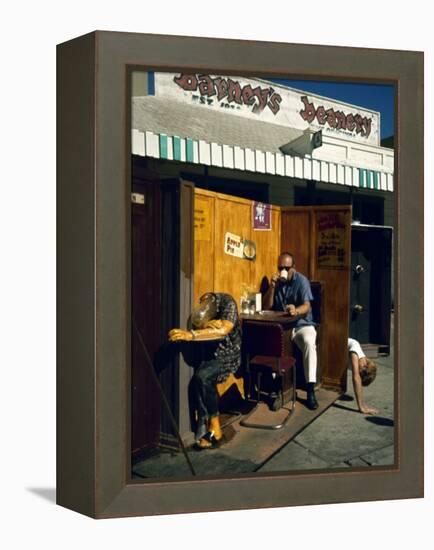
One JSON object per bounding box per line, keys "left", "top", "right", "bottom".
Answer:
{"left": 57, "top": 31, "right": 423, "bottom": 518}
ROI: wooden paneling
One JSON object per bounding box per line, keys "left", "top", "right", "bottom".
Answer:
{"left": 194, "top": 188, "right": 281, "bottom": 307}
{"left": 214, "top": 194, "right": 252, "bottom": 306}
{"left": 194, "top": 192, "right": 215, "bottom": 303}
{"left": 194, "top": 193, "right": 350, "bottom": 391}
{"left": 281, "top": 205, "right": 352, "bottom": 391}
{"left": 253, "top": 206, "right": 281, "bottom": 294}
{"left": 280, "top": 209, "right": 312, "bottom": 276}
{"left": 311, "top": 207, "right": 351, "bottom": 390}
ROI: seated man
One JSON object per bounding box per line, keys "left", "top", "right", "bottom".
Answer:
{"left": 263, "top": 251, "right": 318, "bottom": 410}
{"left": 348, "top": 338, "right": 379, "bottom": 415}
{"left": 168, "top": 292, "right": 241, "bottom": 449}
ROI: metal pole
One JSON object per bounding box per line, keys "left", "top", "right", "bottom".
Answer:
{"left": 132, "top": 319, "right": 196, "bottom": 476}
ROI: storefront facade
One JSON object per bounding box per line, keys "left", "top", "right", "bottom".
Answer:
{"left": 131, "top": 71, "right": 394, "bottom": 454}
{"left": 132, "top": 71, "right": 393, "bottom": 209}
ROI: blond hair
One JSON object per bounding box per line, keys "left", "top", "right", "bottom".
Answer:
{"left": 360, "top": 358, "right": 377, "bottom": 387}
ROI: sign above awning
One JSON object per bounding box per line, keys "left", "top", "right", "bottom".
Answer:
{"left": 149, "top": 72, "right": 381, "bottom": 147}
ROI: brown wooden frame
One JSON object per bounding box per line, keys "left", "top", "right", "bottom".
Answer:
{"left": 57, "top": 31, "right": 424, "bottom": 518}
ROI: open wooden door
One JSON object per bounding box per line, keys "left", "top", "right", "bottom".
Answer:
{"left": 131, "top": 178, "right": 162, "bottom": 453}
{"left": 281, "top": 206, "right": 352, "bottom": 391}
{"left": 131, "top": 170, "right": 195, "bottom": 454}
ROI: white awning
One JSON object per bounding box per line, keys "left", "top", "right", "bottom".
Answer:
{"left": 132, "top": 96, "right": 393, "bottom": 191}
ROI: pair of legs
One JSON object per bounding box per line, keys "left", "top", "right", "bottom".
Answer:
{"left": 192, "top": 359, "right": 223, "bottom": 445}
{"left": 291, "top": 325, "right": 317, "bottom": 382}
{"left": 291, "top": 325, "right": 318, "bottom": 409}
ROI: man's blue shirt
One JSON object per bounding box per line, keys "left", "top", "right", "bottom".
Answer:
{"left": 272, "top": 271, "right": 315, "bottom": 328}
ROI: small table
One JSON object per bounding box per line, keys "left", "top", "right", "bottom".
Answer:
{"left": 240, "top": 310, "right": 304, "bottom": 328}
{"left": 240, "top": 311, "right": 301, "bottom": 424}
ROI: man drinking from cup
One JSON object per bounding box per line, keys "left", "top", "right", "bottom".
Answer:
{"left": 263, "top": 252, "right": 319, "bottom": 410}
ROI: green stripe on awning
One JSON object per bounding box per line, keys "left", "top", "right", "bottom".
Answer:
{"left": 186, "top": 139, "right": 194, "bottom": 162}
{"left": 366, "top": 170, "right": 372, "bottom": 189}
{"left": 359, "top": 169, "right": 365, "bottom": 188}
{"left": 159, "top": 134, "right": 168, "bottom": 159}
{"left": 173, "top": 136, "right": 181, "bottom": 161}
{"left": 373, "top": 171, "right": 379, "bottom": 189}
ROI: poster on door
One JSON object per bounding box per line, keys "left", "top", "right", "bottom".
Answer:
{"left": 194, "top": 197, "right": 211, "bottom": 241}
{"left": 224, "top": 232, "right": 244, "bottom": 258}
{"left": 253, "top": 201, "right": 272, "bottom": 230}
{"left": 317, "top": 212, "right": 347, "bottom": 269}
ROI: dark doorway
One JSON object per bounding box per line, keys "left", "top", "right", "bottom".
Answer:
{"left": 350, "top": 225, "right": 392, "bottom": 352}
{"left": 181, "top": 171, "right": 269, "bottom": 203}
{"left": 294, "top": 183, "right": 385, "bottom": 226}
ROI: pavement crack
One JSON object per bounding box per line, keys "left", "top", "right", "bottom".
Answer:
{"left": 292, "top": 439, "right": 330, "bottom": 464}
{"left": 339, "top": 442, "right": 395, "bottom": 465}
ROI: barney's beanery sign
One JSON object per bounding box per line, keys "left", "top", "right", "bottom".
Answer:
{"left": 152, "top": 72, "right": 380, "bottom": 145}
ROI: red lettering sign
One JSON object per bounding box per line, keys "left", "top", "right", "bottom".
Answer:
{"left": 299, "top": 95, "right": 372, "bottom": 138}
{"left": 174, "top": 74, "right": 282, "bottom": 116}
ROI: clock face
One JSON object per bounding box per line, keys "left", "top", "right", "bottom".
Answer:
{"left": 243, "top": 241, "right": 256, "bottom": 260}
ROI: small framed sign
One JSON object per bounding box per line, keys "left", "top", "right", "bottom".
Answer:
{"left": 253, "top": 201, "right": 272, "bottom": 230}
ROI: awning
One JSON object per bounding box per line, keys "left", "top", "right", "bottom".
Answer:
{"left": 132, "top": 96, "right": 393, "bottom": 192}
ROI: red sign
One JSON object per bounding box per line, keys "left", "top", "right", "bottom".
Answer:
{"left": 300, "top": 96, "right": 372, "bottom": 138}
{"left": 174, "top": 74, "right": 282, "bottom": 116}
{"left": 253, "top": 202, "right": 272, "bottom": 230}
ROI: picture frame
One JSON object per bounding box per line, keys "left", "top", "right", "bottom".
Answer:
{"left": 57, "top": 31, "right": 423, "bottom": 518}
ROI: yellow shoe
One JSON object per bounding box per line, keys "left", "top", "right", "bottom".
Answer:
{"left": 209, "top": 416, "right": 223, "bottom": 441}
{"left": 196, "top": 434, "right": 214, "bottom": 449}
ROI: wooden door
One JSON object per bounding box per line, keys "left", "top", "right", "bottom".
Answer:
{"left": 131, "top": 179, "right": 162, "bottom": 453}
{"left": 281, "top": 206, "right": 352, "bottom": 391}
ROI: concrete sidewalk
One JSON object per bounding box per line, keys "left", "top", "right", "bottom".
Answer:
{"left": 258, "top": 346, "right": 395, "bottom": 473}
{"left": 133, "top": 342, "right": 394, "bottom": 479}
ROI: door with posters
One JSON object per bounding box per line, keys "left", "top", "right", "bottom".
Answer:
{"left": 280, "top": 206, "right": 352, "bottom": 391}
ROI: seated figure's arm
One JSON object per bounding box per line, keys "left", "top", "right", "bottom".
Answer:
{"left": 297, "top": 300, "right": 311, "bottom": 315}
{"left": 193, "top": 320, "right": 234, "bottom": 340}
{"left": 168, "top": 320, "right": 234, "bottom": 342}
{"left": 286, "top": 300, "right": 311, "bottom": 316}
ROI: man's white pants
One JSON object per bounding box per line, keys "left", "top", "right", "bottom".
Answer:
{"left": 291, "top": 326, "right": 317, "bottom": 383}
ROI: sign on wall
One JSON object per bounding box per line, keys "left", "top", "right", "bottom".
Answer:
{"left": 316, "top": 212, "right": 348, "bottom": 269}
{"left": 224, "top": 232, "right": 244, "bottom": 258}
{"left": 152, "top": 72, "right": 380, "bottom": 146}
{"left": 194, "top": 198, "right": 211, "bottom": 241}
{"left": 253, "top": 202, "right": 272, "bottom": 230}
